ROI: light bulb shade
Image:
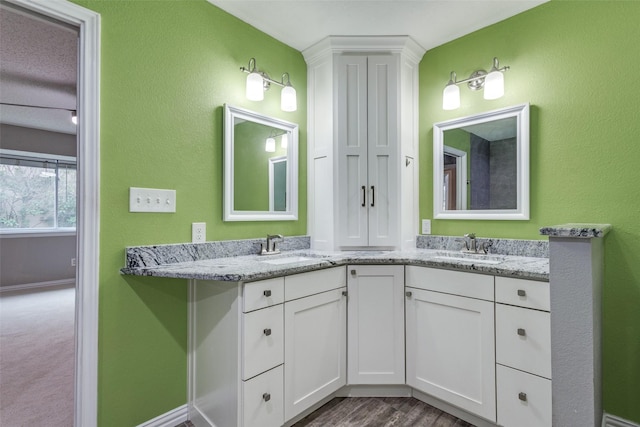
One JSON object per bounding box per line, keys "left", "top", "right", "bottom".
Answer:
{"left": 280, "top": 133, "right": 288, "bottom": 149}
{"left": 265, "top": 137, "right": 276, "bottom": 152}
{"left": 281, "top": 85, "right": 297, "bottom": 112}
{"left": 442, "top": 84, "right": 460, "bottom": 110}
{"left": 246, "top": 72, "right": 264, "bottom": 101}
{"left": 483, "top": 70, "right": 504, "bottom": 100}
{"left": 71, "top": 111, "right": 78, "bottom": 125}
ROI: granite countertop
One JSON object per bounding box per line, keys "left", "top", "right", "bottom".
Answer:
{"left": 121, "top": 248, "right": 549, "bottom": 282}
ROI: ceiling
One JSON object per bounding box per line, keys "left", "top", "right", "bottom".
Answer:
{"left": 0, "top": 4, "right": 78, "bottom": 135}
{"left": 207, "top": 0, "right": 547, "bottom": 52}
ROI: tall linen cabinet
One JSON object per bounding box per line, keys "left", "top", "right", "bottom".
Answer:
{"left": 303, "top": 37, "right": 425, "bottom": 250}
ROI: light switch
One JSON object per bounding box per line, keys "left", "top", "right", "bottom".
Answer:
{"left": 129, "top": 187, "right": 176, "bottom": 213}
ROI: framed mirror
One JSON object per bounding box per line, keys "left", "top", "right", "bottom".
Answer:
{"left": 224, "top": 104, "right": 298, "bottom": 221}
{"left": 433, "top": 103, "right": 529, "bottom": 220}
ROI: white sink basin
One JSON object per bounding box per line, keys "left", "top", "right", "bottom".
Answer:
{"left": 433, "top": 255, "right": 503, "bottom": 265}
{"left": 260, "top": 256, "right": 314, "bottom": 265}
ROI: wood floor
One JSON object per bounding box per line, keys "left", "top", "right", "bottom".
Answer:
{"left": 292, "top": 397, "right": 475, "bottom": 427}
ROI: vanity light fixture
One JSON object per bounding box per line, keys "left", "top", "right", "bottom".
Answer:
{"left": 240, "top": 58, "right": 297, "bottom": 112}
{"left": 442, "top": 57, "right": 510, "bottom": 110}
{"left": 71, "top": 110, "right": 78, "bottom": 125}
{"left": 265, "top": 136, "right": 276, "bottom": 152}
{"left": 280, "top": 133, "right": 288, "bottom": 149}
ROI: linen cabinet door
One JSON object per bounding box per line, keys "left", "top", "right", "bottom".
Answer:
{"left": 406, "top": 287, "right": 496, "bottom": 422}
{"left": 284, "top": 288, "right": 347, "bottom": 421}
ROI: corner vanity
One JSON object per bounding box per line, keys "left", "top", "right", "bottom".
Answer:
{"left": 122, "top": 225, "right": 608, "bottom": 427}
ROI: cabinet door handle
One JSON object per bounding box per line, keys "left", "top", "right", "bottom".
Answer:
{"left": 518, "top": 392, "right": 527, "bottom": 402}
{"left": 405, "top": 291, "right": 412, "bottom": 297}
{"left": 263, "top": 393, "right": 271, "bottom": 402}
{"left": 350, "top": 269, "right": 356, "bottom": 276}
{"left": 263, "top": 328, "right": 272, "bottom": 336}
{"left": 342, "top": 291, "right": 348, "bottom": 297}
{"left": 263, "top": 290, "right": 272, "bottom": 297}
{"left": 361, "top": 186, "right": 366, "bottom": 207}
{"left": 370, "top": 186, "right": 375, "bottom": 207}
{"left": 517, "top": 328, "right": 526, "bottom": 336}
{"left": 517, "top": 289, "right": 526, "bottom": 297}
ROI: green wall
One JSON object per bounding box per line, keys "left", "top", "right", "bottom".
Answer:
{"left": 71, "top": 1, "right": 306, "bottom": 425}
{"left": 419, "top": 1, "right": 640, "bottom": 422}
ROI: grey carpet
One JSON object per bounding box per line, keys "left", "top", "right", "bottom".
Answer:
{"left": 0, "top": 285, "right": 75, "bottom": 426}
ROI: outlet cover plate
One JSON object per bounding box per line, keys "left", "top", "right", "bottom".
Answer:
{"left": 422, "top": 219, "right": 431, "bottom": 235}
{"left": 192, "top": 222, "right": 206, "bottom": 243}
{"left": 129, "top": 187, "right": 176, "bottom": 213}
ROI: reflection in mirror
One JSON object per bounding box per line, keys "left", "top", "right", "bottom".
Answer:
{"left": 224, "top": 104, "right": 298, "bottom": 221}
{"left": 433, "top": 104, "right": 529, "bottom": 220}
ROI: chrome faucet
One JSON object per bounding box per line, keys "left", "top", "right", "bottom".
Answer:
{"left": 261, "top": 234, "right": 283, "bottom": 255}
{"left": 462, "top": 233, "right": 477, "bottom": 253}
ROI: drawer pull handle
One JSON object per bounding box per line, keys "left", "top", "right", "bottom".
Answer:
{"left": 263, "top": 393, "right": 271, "bottom": 402}
{"left": 342, "top": 291, "right": 348, "bottom": 297}
{"left": 406, "top": 291, "right": 413, "bottom": 298}
{"left": 517, "top": 289, "right": 526, "bottom": 297}
{"left": 517, "top": 328, "right": 526, "bottom": 336}
{"left": 518, "top": 392, "right": 527, "bottom": 402}
{"left": 263, "top": 328, "right": 272, "bottom": 336}
{"left": 263, "top": 290, "right": 272, "bottom": 297}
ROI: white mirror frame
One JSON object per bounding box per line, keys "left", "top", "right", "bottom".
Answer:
{"left": 433, "top": 103, "right": 530, "bottom": 220}
{"left": 224, "top": 104, "right": 298, "bottom": 221}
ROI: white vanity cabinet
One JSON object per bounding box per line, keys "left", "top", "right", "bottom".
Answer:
{"left": 346, "top": 265, "right": 405, "bottom": 385}
{"left": 303, "top": 37, "right": 424, "bottom": 250}
{"left": 495, "top": 277, "right": 552, "bottom": 427}
{"left": 405, "top": 266, "right": 497, "bottom": 422}
{"left": 283, "top": 267, "right": 347, "bottom": 421}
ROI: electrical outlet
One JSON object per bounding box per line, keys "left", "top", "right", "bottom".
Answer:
{"left": 422, "top": 219, "right": 431, "bottom": 235}
{"left": 129, "top": 187, "right": 176, "bottom": 213}
{"left": 192, "top": 222, "right": 206, "bottom": 243}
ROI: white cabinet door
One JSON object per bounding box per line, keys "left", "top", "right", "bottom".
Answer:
{"left": 406, "top": 287, "right": 496, "bottom": 422}
{"left": 284, "top": 288, "right": 347, "bottom": 421}
{"left": 336, "top": 54, "right": 398, "bottom": 248}
{"left": 347, "top": 265, "right": 405, "bottom": 384}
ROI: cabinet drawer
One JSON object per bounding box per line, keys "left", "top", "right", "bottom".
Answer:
{"left": 496, "top": 304, "right": 551, "bottom": 379}
{"left": 244, "top": 277, "right": 285, "bottom": 313}
{"left": 496, "top": 277, "right": 549, "bottom": 311}
{"left": 242, "top": 305, "right": 284, "bottom": 380}
{"left": 242, "top": 365, "right": 284, "bottom": 427}
{"left": 405, "top": 265, "right": 494, "bottom": 301}
{"left": 285, "top": 266, "right": 346, "bottom": 301}
{"left": 496, "top": 364, "right": 551, "bottom": 427}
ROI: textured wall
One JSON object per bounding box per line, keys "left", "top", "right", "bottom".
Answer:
{"left": 419, "top": 2, "right": 640, "bottom": 422}
{"left": 70, "top": 0, "right": 307, "bottom": 425}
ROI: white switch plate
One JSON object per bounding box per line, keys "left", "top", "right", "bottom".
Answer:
{"left": 192, "top": 222, "right": 206, "bottom": 243}
{"left": 422, "top": 219, "right": 431, "bottom": 235}
{"left": 129, "top": 187, "right": 176, "bottom": 213}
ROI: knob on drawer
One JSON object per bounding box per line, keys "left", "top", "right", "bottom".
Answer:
{"left": 517, "top": 328, "right": 526, "bottom": 336}
{"left": 517, "top": 289, "right": 526, "bottom": 297}
{"left": 263, "top": 290, "right": 272, "bottom": 297}
{"left": 518, "top": 392, "right": 527, "bottom": 402}
{"left": 406, "top": 291, "right": 413, "bottom": 297}
{"left": 263, "top": 328, "right": 272, "bottom": 336}
{"left": 263, "top": 393, "right": 271, "bottom": 402}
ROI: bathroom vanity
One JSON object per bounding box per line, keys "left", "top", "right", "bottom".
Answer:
{"left": 122, "top": 224, "right": 608, "bottom": 427}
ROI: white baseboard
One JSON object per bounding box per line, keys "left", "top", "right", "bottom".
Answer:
{"left": 136, "top": 404, "right": 188, "bottom": 427}
{"left": 603, "top": 413, "right": 640, "bottom": 427}
{"left": 0, "top": 278, "right": 75, "bottom": 293}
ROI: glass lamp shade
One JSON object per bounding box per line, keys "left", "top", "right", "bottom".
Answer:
{"left": 483, "top": 70, "right": 504, "bottom": 100}
{"left": 280, "top": 133, "right": 288, "bottom": 149}
{"left": 265, "top": 137, "right": 276, "bottom": 152}
{"left": 281, "top": 85, "right": 297, "bottom": 112}
{"left": 71, "top": 111, "right": 78, "bottom": 125}
{"left": 246, "top": 72, "right": 264, "bottom": 101}
{"left": 442, "top": 84, "right": 460, "bottom": 110}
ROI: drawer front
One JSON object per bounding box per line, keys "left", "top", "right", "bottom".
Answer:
{"left": 496, "top": 304, "right": 551, "bottom": 379}
{"left": 497, "top": 364, "right": 551, "bottom": 427}
{"left": 242, "top": 305, "right": 284, "bottom": 380}
{"left": 285, "top": 266, "right": 346, "bottom": 301}
{"left": 242, "top": 365, "right": 284, "bottom": 427}
{"left": 405, "top": 265, "right": 494, "bottom": 301}
{"left": 244, "top": 277, "right": 285, "bottom": 313}
{"left": 496, "top": 276, "right": 550, "bottom": 311}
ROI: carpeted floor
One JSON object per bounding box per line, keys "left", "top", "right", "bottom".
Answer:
{"left": 0, "top": 285, "right": 75, "bottom": 426}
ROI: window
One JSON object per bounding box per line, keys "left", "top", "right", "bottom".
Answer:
{"left": 0, "top": 149, "right": 76, "bottom": 233}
